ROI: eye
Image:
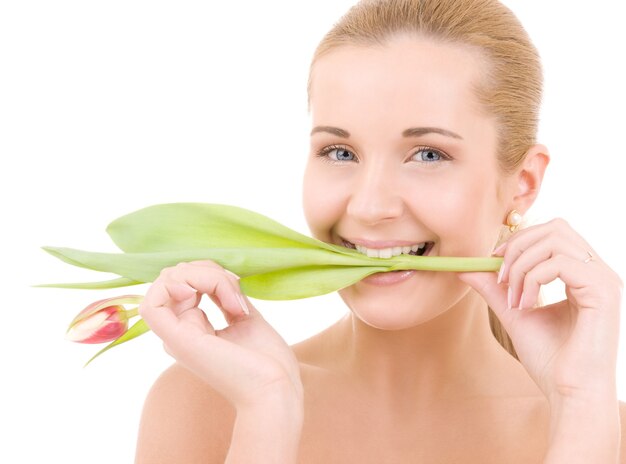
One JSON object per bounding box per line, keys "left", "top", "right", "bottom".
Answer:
{"left": 315, "top": 145, "right": 357, "bottom": 164}
{"left": 410, "top": 146, "right": 450, "bottom": 163}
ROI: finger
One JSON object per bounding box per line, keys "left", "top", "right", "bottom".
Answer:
{"left": 207, "top": 293, "right": 249, "bottom": 326}
{"left": 504, "top": 234, "right": 580, "bottom": 298}
{"left": 186, "top": 260, "right": 242, "bottom": 281}
{"left": 186, "top": 260, "right": 242, "bottom": 280}
{"left": 139, "top": 280, "right": 193, "bottom": 340}
{"left": 178, "top": 307, "right": 215, "bottom": 334}
{"left": 514, "top": 254, "right": 598, "bottom": 311}
{"left": 146, "top": 277, "right": 202, "bottom": 316}
{"left": 498, "top": 219, "right": 593, "bottom": 284}
{"left": 140, "top": 266, "right": 244, "bottom": 342}
{"left": 186, "top": 263, "right": 249, "bottom": 318}
{"left": 496, "top": 218, "right": 586, "bottom": 261}
{"left": 492, "top": 220, "right": 549, "bottom": 257}
{"left": 180, "top": 261, "right": 243, "bottom": 301}
{"left": 140, "top": 302, "right": 180, "bottom": 343}
{"left": 456, "top": 271, "right": 517, "bottom": 330}
{"left": 186, "top": 260, "right": 224, "bottom": 269}
{"left": 169, "top": 264, "right": 248, "bottom": 318}
{"left": 162, "top": 277, "right": 203, "bottom": 311}
{"left": 184, "top": 261, "right": 250, "bottom": 318}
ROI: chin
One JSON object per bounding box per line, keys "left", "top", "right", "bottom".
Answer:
{"left": 342, "top": 297, "right": 445, "bottom": 330}
{"left": 337, "top": 273, "right": 469, "bottom": 330}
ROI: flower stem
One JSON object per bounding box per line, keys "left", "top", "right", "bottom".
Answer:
{"left": 125, "top": 306, "right": 140, "bottom": 318}
{"left": 386, "top": 255, "right": 503, "bottom": 272}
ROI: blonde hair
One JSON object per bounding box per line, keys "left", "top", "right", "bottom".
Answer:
{"left": 307, "top": 0, "right": 545, "bottom": 360}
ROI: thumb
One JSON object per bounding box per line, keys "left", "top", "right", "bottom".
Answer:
{"left": 456, "top": 271, "right": 516, "bottom": 330}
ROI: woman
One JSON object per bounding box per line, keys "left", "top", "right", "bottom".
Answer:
{"left": 135, "top": 0, "right": 625, "bottom": 462}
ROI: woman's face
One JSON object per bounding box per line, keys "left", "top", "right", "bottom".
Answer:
{"left": 302, "top": 35, "right": 510, "bottom": 329}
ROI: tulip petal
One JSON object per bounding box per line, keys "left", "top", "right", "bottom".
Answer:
{"left": 68, "top": 295, "right": 144, "bottom": 327}
{"left": 66, "top": 307, "right": 128, "bottom": 344}
{"left": 84, "top": 318, "right": 150, "bottom": 366}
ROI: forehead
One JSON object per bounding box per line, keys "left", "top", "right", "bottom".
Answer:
{"left": 309, "top": 35, "right": 488, "bottom": 128}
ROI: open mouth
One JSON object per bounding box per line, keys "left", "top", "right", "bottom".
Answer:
{"left": 340, "top": 239, "right": 435, "bottom": 258}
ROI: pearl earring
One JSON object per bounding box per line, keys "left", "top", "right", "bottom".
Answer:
{"left": 506, "top": 210, "right": 522, "bottom": 233}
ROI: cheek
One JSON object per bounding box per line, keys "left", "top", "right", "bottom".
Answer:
{"left": 402, "top": 172, "right": 499, "bottom": 254}
{"left": 302, "top": 161, "right": 346, "bottom": 241}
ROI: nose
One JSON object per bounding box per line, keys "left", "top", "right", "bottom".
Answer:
{"left": 346, "top": 163, "right": 404, "bottom": 226}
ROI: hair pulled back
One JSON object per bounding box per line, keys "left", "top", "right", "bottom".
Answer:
{"left": 308, "top": 0, "right": 545, "bottom": 359}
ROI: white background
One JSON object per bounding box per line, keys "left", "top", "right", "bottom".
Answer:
{"left": 1, "top": 1, "right": 625, "bottom": 462}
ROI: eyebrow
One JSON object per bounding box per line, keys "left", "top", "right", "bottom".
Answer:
{"left": 402, "top": 127, "right": 463, "bottom": 140}
{"left": 310, "top": 125, "right": 463, "bottom": 140}
{"left": 310, "top": 126, "right": 351, "bottom": 138}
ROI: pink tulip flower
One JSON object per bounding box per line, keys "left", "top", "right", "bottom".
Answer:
{"left": 65, "top": 295, "right": 143, "bottom": 344}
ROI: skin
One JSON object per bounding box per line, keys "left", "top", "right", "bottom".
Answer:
{"left": 135, "top": 35, "right": 625, "bottom": 463}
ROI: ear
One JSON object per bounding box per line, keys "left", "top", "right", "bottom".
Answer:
{"left": 511, "top": 143, "right": 550, "bottom": 214}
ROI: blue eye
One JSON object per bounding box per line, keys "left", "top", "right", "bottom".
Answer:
{"left": 413, "top": 147, "right": 446, "bottom": 162}
{"left": 333, "top": 148, "right": 355, "bottom": 161}
{"left": 316, "top": 145, "right": 357, "bottom": 163}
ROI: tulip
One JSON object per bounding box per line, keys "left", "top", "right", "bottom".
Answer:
{"left": 39, "top": 203, "right": 503, "bottom": 300}
{"left": 66, "top": 295, "right": 143, "bottom": 344}
{"left": 36, "top": 202, "right": 503, "bottom": 363}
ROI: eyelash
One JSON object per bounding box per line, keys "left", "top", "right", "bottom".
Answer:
{"left": 314, "top": 144, "right": 451, "bottom": 165}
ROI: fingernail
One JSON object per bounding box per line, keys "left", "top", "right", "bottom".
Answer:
{"left": 517, "top": 291, "right": 525, "bottom": 311}
{"left": 497, "top": 262, "right": 506, "bottom": 284}
{"left": 236, "top": 293, "right": 250, "bottom": 315}
{"left": 225, "top": 269, "right": 241, "bottom": 280}
{"left": 493, "top": 242, "right": 507, "bottom": 255}
{"left": 507, "top": 287, "right": 512, "bottom": 310}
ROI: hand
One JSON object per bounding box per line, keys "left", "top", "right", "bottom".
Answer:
{"left": 138, "top": 260, "right": 303, "bottom": 410}
{"left": 457, "top": 218, "right": 623, "bottom": 403}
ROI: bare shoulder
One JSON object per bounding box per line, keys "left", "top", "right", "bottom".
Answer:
{"left": 135, "top": 362, "right": 236, "bottom": 464}
{"left": 619, "top": 401, "right": 626, "bottom": 464}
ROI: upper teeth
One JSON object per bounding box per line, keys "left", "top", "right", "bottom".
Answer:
{"left": 354, "top": 242, "right": 427, "bottom": 259}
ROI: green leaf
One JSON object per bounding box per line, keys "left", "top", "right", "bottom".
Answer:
{"left": 240, "top": 265, "right": 388, "bottom": 300}
{"left": 40, "top": 245, "right": 503, "bottom": 299}
{"left": 31, "top": 276, "right": 142, "bottom": 290}
{"left": 40, "top": 246, "right": 378, "bottom": 283}
{"left": 106, "top": 203, "right": 339, "bottom": 253}
{"left": 84, "top": 318, "right": 151, "bottom": 366}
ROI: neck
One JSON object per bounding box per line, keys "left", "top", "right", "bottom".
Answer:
{"left": 330, "top": 289, "right": 525, "bottom": 409}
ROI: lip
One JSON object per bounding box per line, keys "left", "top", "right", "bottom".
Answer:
{"left": 361, "top": 269, "right": 417, "bottom": 286}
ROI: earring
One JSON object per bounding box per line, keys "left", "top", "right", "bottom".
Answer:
{"left": 506, "top": 210, "right": 522, "bottom": 233}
